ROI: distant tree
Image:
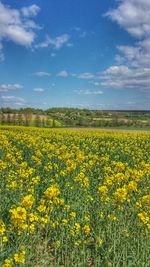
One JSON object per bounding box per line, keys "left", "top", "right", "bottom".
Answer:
{"left": 64, "top": 117, "right": 73, "bottom": 126}
{"left": 0, "top": 114, "right": 5, "bottom": 125}
{"left": 11, "top": 114, "right": 17, "bottom": 125}
{"left": 23, "top": 108, "right": 33, "bottom": 126}
{"left": 6, "top": 113, "right": 11, "bottom": 125}
{"left": 46, "top": 117, "right": 52, "bottom": 127}
{"left": 77, "top": 116, "right": 85, "bottom": 126}
{"left": 52, "top": 119, "right": 56, "bottom": 127}
{"left": 35, "top": 114, "right": 41, "bottom": 127}
{"left": 41, "top": 118, "right": 46, "bottom": 128}
{"left": 17, "top": 114, "right": 24, "bottom": 125}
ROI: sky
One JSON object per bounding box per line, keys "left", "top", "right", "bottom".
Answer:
{"left": 0, "top": 0, "right": 150, "bottom": 110}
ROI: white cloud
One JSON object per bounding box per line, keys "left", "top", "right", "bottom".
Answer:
{"left": 36, "top": 34, "right": 70, "bottom": 50}
{"left": 33, "top": 88, "right": 45, "bottom": 92}
{"left": 5, "top": 25, "right": 36, "bottom": 46}
{"left": 52, "top": 34, "right": 70, "bottom": 49}
{"left": 106, "top": 0, "right": 150, "bottom": 68}
{"left": 32, "top": 72, "right": 51, "bottom": 77}
{"left": 35, "top": 36, "right": 49, "bottom": 48}
{"left": 77, "top": 72, "right": 95, "bottom": 79}
{"left": 72, "top": 27, "right": 94, "bottom": 39}
{"left": 74, "top": 89, "right": 103, "bottom": 95}
{"left": 0, "top": 95, "right": 24, "bottom": 102}
{"left": 102, "top": 0, "right": 150, "bottom": 94}
{"left": 15, "top": 102, "right": 25, "bottom": 106}
{"left": 57, "top": 70, "right": 69, "bottom": 77}
{"left": 90, "top": 81, "right": 100, "bottom": 86}
{"left": 0, "top": 95, "right": 25, "bottom": 107}
{"left": 117, "top": 39, "right": 150, "bottom": 68}
{"left": 0, "top": 1, "right": 40, "bottom": 55}
{"left": 70, "top": 64, "right": 150, "bottom": 92}
{"left": 106, "top": 0, "right": 150, "bottom": 38}
{"left": 0, "top": 83, "right": 23, "bottom": 92}
{"left": 99, "top": 65, "right": 150, "bottom": 90}
{"left": 104, "top": 65, "right": 131, "bottom": 76}
{"left": 21, "top": 5, "right": 40, "bottom": 17}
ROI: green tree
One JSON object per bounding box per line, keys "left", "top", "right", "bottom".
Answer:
{"left": 23, "top": 108, "right": 33, "bottom": 126}
{"left": 35, "top": 114, "right": 41, "bottom": 127}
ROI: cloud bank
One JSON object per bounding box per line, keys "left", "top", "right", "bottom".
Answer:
{"left": 0, "top": 83, "right": 23, "bottom": 92}
{"left": 0, "top": 1, "right": 40, "bottom": 60}
{"left": 35, "top": 34, "right": 70, "bottom": 50}
{"left": 101, "top": 0, "right": 150, "bottom": 92}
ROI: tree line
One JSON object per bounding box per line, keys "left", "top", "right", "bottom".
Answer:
{"left": 0, "top": 107, "right": 150, "bottom": 128}
{"left": 0, "top": 113, "right": 59, "bottom": 128}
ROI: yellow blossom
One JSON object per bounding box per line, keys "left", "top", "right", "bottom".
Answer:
{"left": 21, "top": 194, "right": 35, "bottom": 210}
{"left": 10, "top": 206, "right": 27, "bottom": 228}
{"left": 114, "top": 187, "right": 128, "bottom": 202}
{"left": 3, "top": 259, "right": 13, "bottom": 267}
{"left": 98, "top": 185, "right": 108, "bottom": 195}
{"left": 83, "top": 225, "right": 91, "bottom": 235}
{"left": 0, "top": 220, "right": 6, "bottom": 235}
{"left": 14, "top": 250, "right": 26, "bottom": 264}
{"left": 138, "top": 212, "right": 149, "bottom": 225}
{"left": 44, "top": 184, "right": 60, "bottom": 200}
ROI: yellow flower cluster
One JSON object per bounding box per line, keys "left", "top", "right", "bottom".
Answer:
{"left": 10, "top": 207, "right": 27, "bottom": 229}
{"left": 44, "top": 184, "right": 60, "bottom": 200}
{"left": 14, "top": 250, "right": 26, "bottom": 264}
{"left": 21, "top": 194, "right": 35, "bottom": 210}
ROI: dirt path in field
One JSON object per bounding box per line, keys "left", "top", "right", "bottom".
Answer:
{"left": 62, "top": 127, "right": 150, "bottom": 133}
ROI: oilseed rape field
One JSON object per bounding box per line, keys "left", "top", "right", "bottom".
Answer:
{"left": 0, "top": 126, "right": 150, "bottom": 267}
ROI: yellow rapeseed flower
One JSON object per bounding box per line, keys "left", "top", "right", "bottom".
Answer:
{"left": 44, "top": 184, "right": 60, "bottom": 200}
{"left": 10, "top": 206, "right": 27, "bottom": 228}
{"left": 3, "top": 259, "right": 13, "bottom": 267}
{"left": 14, "top": 250, "right": 26, "bottom": 264}
{"left": 83, "top": 225, "right": 91, "bottom": 235}
{"left": 21, "top": 194, "right": 35, "bottom": 210}
{"left": 0, "top": 220, "right": 6, "bottom": 235}
{"left": 114, "top": 187, "right": 128, "bottom": 202}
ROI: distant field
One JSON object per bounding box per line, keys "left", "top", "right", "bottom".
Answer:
{"left": 1, "top": 109, "right": 150, "bottom": 128}
{"left": 0, "top": 113, "right": 62, "bottom": 127}
{"left": 0, "top": 113, "right": 48, "bottom": 120}
{"left": 61, "top": 126, "right": 150, "bottom": 132}
{"left": 0, "top": 126, "right": 150, "bottom": 266}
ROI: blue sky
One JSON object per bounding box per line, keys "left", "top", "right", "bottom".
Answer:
{"left": 0, "top": 0, "right": 150, "bottom": 110}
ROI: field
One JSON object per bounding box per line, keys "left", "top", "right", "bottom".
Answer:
{"left": 0, "top": 126, "right": 150, "bottom": 267}
{"left": 1, "top": 108, "right": 150, "bottom": 129}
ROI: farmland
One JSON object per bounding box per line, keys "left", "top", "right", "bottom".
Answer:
{"left": 0, "top": 108, "right": 150, "bottom": 129}
{"left": 0, "top": 126, "right": 150, "bottom": 267}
